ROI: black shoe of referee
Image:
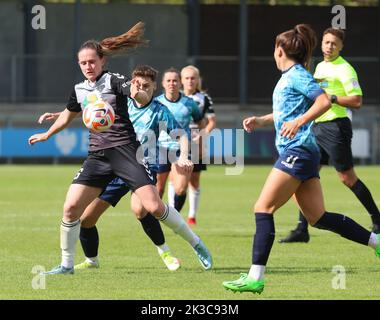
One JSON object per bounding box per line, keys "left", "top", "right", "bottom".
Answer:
{"left": 278, "top": 229, "right": 310, "bottom": 243}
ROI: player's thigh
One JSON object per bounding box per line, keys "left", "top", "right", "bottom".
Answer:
{"left": 254, "top": 168, "right": 300, "bottom": 214}
{"left": 64, "top": 184, "right": 102, "bottom": 220}
{"left": 170, "top": 164, "right": 191, "bottom": 192}
{"left": 294, "top": 178, "right": 325, "bottom": 225}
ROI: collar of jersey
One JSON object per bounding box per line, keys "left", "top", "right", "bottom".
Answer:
{"left": 282, "top": 63, "right": 298, "bottom": 74}
{"left": 131, "top": 96, "right": 154, "bottom": 109}
{"left": 164, "top": 92, "right": 182, "bottom": 103}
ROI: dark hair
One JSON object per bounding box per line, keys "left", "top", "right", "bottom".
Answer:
{"left": 79, "top": 21, "right": 149, "bottom": 58}
{"left": 323, "top": 27, "right": 345, "bottom": 42}
{"left": 132, "top": 65, "right": 158, "bottom": 82}
{"left": 275, "top": 24, "right": 317, "bottom": 70}
{"left": 162, "top": 67, "right": 180, "bottom": 81}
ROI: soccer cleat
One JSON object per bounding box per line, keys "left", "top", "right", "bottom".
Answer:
{"left": 223, "top": 273, "right": 264, "bottom": 294}
{"left": 371, "top": 224, "right": 380, "bottom": 234}
{"left": 193, "top": 239, "right": 213, "bottom": 270}
{"left": 41, "top": 265, "right": 74, "bottom": 275}
{"left": 160, "top": 251, "right": 181, "bottom": 271}
{"left": 74, "top": 260, "right": 99, "bottom": 270}
{"left": 187, "top": 217, "right": 197, "bottom": 225}
{"left": 278, "top": 229, "right": 310, "bottom": 243}
{"left": 374, "top": 234, "right": 380, "bottom": 258}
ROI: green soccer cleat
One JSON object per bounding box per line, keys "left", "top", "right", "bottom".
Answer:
{"left": 374, "top": 234, "right": 380, "bottom": 258}
{"left": 74, "top": 260, "right": 99, "bottom": 270}
{"left": 193, "top": 239, "right": 213, "bottom": 270}
{"left": 223, "top": 273, "right": 264, "bottom": 294}
{"left": 41, "top": 265, "right": 74, "bottom": 275}
{"left": 160, "top": 251, "right": 181, "bottom": 271}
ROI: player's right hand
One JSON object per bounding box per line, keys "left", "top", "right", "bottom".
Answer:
{"left": 28, "top": 133, "right": 49, "bottom": 146}
{"left": 175, "top": 158, "right": 194, "bottom": 174}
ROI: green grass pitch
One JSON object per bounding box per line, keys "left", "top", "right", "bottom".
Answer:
{"left": 0, "top": 164, "right": 379, "bottom": 300}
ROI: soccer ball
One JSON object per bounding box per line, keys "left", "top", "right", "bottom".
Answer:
{"left": 82, "top": 100, "right": 115, "bottom": 132}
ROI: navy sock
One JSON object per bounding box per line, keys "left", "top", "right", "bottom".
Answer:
{"left": 350, "top": 179, "right": 380, "bottom": 224}
{"left": 296, "top": 211, "right": 309, "bottom": 232}
{"left": 174, "top": 193, "right": 187, "bottom": 212}
{"left": 252, "top": 213, "right": 275, "bottom": 265}
{"left": 313, "top": 211, "right": 371, "bottom": 246}
{"left": 80, "top": 226, "right": 99, "bottom": 258}
{"left": 139, "top": 213, "right": 165, "bottom": 246}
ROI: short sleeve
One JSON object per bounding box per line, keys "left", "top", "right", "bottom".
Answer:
{"left": 204, "top": 94, "right": 215, "bottom": 117}
{"left": 66, "top": 88, "right": 81, "bottom": 112}
{"left": 293, "top": 71, "right": 324, "bottom": 101}
{"left": 339, "top": 65, "right": 362, "bottom": 96}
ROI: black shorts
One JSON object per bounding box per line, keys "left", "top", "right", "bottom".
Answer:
{"left": 72, "top": 143, "right": 155, "bottom": 191}
{"left": 193, "top": 162, "right": 207, "bottom": 172}
{"left": 312, "top": 117, "right": 353, "bottom": 172}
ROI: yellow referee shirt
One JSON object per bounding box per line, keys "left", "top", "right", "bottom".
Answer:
{"left": 314, "top": 56, "right": 362, "bottom": 123}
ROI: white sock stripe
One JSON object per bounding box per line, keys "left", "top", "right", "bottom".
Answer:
{"left": 159, "top": 205, "right": 169, "bottom": 221}
{"left": 61, "top": 219, "right": 80, "bottom": 228}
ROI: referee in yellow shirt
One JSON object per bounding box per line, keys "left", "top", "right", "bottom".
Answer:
{"left": 280, "top": 27, "right": 380, "bottom": 243}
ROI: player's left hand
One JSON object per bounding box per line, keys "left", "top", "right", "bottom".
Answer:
{"left": 280, "top": 119, "right": 301, "bottom": 139}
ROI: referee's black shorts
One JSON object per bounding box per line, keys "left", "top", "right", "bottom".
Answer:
{"left": 312, "top": 117, "right": 354, "bottom": 172}
{"left": 72, "top": 142, "right": 155, "bottom": 191}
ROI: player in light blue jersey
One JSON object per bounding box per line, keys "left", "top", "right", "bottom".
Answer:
{"left": 39, "top": 66, "right": 213, "bottom": 272}
{"left": 155, "top": 68, "right": 204, "bottom": 213}
{"left": 223, "top": 24, "right": 380, "bottom": 294}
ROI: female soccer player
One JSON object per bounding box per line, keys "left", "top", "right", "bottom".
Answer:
{"left": 28, "top": 22, "right": 213, "bottom": 275}
{"left": 222, "top": 24, "right": 380, "bottom": 294}
{"left": 155, "top": 68, "right": 204, "bottom": 213}
{"left": 176, "top": 65, "right": 216, "bottom": 225}
{"left": 38, "top": 65, "right": 192, "bottom": 272}
{"left": 280, "top": 27, "right": 380, "bottom": 243}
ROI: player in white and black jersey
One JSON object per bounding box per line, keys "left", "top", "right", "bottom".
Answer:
{"left": 174, "top": 65, "right": 216, "bottom": 225}
{"left": 28, "top": 22, "right": 213, "bottom": 275}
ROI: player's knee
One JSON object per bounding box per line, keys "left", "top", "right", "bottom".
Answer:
{"left": 340, "top": 175, "right": 355, "bottom": 188}
{"left": 253, "top": 202, "right": 275, "bottom": 214}
{"left": 174, "top": 185, "right": 187, "bottom": 195}
{"left": 143, "top": 200, "right": 163, "bottom": 215}
{"left": 63, "top": 202, "right": 81, "bottom": 221}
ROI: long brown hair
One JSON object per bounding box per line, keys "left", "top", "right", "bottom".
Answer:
{"left": 79, "top": 21, "right": 149, "bottom": 58}
{"left": 275, "top": 24, "right": 317, "bottom": 70}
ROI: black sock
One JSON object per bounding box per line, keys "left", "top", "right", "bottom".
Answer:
{"left": 139, "top": 213, "right": 165, "bottom": 246}
{"left": 80, "top": 226, "right": 99, "bottom": 258}
{"left": 252, "top": 213, "right": 275, "bottom": 265}
{"left": 350, "top": 179, "right": 380, "bottom": 224}
{"left": 313, "top": 211, "right": 371, "bottom": 246}
{"left": 174, "top": 193, "right": 187, "bottom": 212}
{"left": 296, "top": 211, "right": 309, "bottom": 232}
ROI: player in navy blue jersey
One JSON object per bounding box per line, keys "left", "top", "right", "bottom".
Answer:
{"left": 155, "top": 68, "right": 204, "bottom": 213}
{"left": 28, "top": 23, "right": 213, "bottom": 275}
{"left": 222, "top": 24, "right": 380, "bottom": 294}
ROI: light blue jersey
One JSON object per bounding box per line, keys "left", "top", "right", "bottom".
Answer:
{"left": 156, "top": 93, "right": 202, "bottom": 134}
{"left": 128, "top": 97, "right": 183, "bottom": 171}
{"left": 272, "top": 64, "right": 324, "bottom": 155}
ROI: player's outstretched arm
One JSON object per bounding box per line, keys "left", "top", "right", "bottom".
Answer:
{"left": 243, "top": 113, "right": 274, "bottom": 133}
{"left": 28, "top": 109, "right": 78, "bottom": 145}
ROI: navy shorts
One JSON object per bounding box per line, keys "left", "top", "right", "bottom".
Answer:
{"left": 274, "top": 147, "right": 320, "bottom": 182}
{"left": 99, "top": 171, "right": 157, "bottom": 207}
{"left": 313, "top": 117, "right": 353, "bottom": 172}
